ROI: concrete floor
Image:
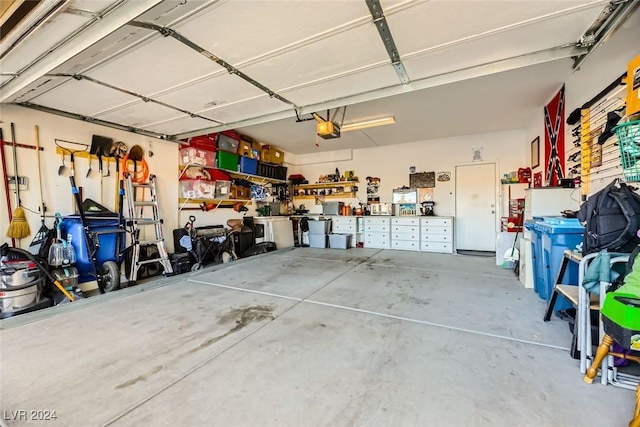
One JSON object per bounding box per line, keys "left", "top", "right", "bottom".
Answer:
{"left": 0, "top": 248, "right": 635, "bottom": 426}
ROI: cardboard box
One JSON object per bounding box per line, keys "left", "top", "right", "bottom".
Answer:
{"left": 239, "top": 140, "right": 253, "bottom": 157}
{"left": 271, "top": 148, "right": 284, "bottom": 165}
{"left": 261, "top": 147, "right": 273, "bottom": 164}
{"left": 627, "top": 54, "right": 640, "bottom": 117}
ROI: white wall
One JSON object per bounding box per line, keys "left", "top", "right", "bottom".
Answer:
{"left": 288, "top": 129, "right": 526, "bottom": 219}
{"left": 0, "top": 104, "right": 259, "bottom": 252}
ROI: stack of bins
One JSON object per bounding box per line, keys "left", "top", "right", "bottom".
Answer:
{"left": 308, "top": 219, "right": 331, "bottom": 248}
{"left": 527, "top": 217, "right": 584, "bottom": 311}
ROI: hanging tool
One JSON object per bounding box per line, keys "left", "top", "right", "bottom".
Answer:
{"left": 110, "top": 141, "right": 127, "bottom": 210}
{"left": 57, "top": 148, "right": 68, "bottom": 176}
{"left": 90, "top": 135, "right": 113, "bottom": 202}
{"left": 0, "top": 128, "right": 15, "bottom": 246}
{"left": 27, "top": 125, "right": 51, "bottom": 256}
{"left": 6, "top": 123, "right": 30, "bottom": 239}
{"left": 54, "top": 139, "right": 89, "bottom": 177}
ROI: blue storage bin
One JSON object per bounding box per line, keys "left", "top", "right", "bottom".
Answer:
{"left": 537, "top": 217, "right": 584, "bottom": 310}
{"left": 62, "top": 216, "right": 123, "bottom": 283}
{"left": 239, "top": 156, "right": 258, "bottom": 175}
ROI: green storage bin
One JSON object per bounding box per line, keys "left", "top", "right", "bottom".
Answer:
{"left": 217, "top": 151, "right": 239, "bottom": 171}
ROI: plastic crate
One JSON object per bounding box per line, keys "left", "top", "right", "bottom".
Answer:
{"left": 217, "top": 133, "right": 240, "bottom": 153}
{"left": 216, "top": 151, "right": 239, "bottom": 171}
{"left": 215, "top": 180, "right": 232, "bottom": 199}
{"left": 180, "top": 180, "right": 216, "bottom": 199}
{"left": 179, "top": 147, "right": 215, "bottom": 167}
{"left": 308, "top": 219, "right": 331, "bottom": 235}
{"left": 329, "top": 234, "right": 351, "bottom": 249}
{"left": 614, "top": 120, "right": 640, "bottom": 181}
{"left": 274, "top": 165, "right": 287, "bottom": 180}
{"left": 239, "top": 156, "right": 258, "bottom": 175}
{"left": 309, "top": 234, "right": 328, "bottom": 248}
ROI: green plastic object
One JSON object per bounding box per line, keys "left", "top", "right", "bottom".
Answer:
{"left": 601, "top": 292, "right": 640, "bottom": 351}
{"left": 601, "top": 250, "right": 640, "bottom": 350}
{"left": 216, "top": 151, "right": 239, "bottom": 171}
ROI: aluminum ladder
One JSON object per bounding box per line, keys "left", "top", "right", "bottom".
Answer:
{"left": 123, "top": 173, "right": 173, "bottom": 282}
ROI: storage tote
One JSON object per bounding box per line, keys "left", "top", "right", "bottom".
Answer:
{"left": 216, "top": 151, "right": 239, "bottom": 171}
{"left": 308, "top": 219, "right": 331, "bottom": 235}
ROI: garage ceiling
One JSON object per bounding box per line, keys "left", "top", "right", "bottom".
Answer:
{"left": 0, "top": 0, "right": 638, "bottom": 154}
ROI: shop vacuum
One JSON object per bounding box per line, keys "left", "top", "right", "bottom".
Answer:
{"left": 0, "top": 246, "right": 52, "bottom": 319}
{"left": 47, "top": 214, "right": 81, "bottom": 304}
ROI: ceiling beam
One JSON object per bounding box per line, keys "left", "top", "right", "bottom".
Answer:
{"left": 174, "top": 43, "right": 587, "bottom": 139}
{"left": 365, "top": 0, "right": 409, "bottom": 84}
{"left": 0, "top": 0, "right": 163, "bottom": 103}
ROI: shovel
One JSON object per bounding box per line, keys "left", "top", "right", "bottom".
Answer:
{"left": 91, "top": 135, "right": 114, "bottom": 203}
{"left": 58, "top": 149, "right": 68, "bottom": 176}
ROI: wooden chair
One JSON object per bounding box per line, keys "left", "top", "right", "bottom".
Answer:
{"left": 584, "top": 334, "right": 640, "bottom": 426}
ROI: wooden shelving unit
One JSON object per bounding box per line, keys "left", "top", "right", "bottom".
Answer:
{"left": 292, "top": 181, "right": 359, "bottom": 200}
{"left": 178, "top": 164, "right": 289, "bottom": 211}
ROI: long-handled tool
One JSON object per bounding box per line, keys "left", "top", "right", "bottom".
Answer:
{"left": 27, "top": 125, "right": 51, "bottom": 256}
{"left": 6, "top": 122, "right": 30, "bottom": 239}
{"left": 0, "top": 128, "right": 15, "bottom": 246}
{"left": 502, "top": 204, "right": 525, "bottom": 270}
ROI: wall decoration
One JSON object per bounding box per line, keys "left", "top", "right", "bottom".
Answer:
{"left": 530, "top": 136, "right": 540, "bottom": 168}
{"left": 366, "top": 176, "right": 380, "bottom": 203}
{"left": 534, "top": 171, "right": 542, "bottom": 188}
{"left": 437, "top": 172, "right": 451, "bottom": 182}
{"left": 410, "top": 171, "right": 435, "bottom": 188}
{"left": 543, "top": 85, "right": 566, "bottom": 186}
{"left": 418, "top": 187, "right": 434, "bottom": 202}
{"left": 472, "top": 147, "right": 483, "bottom": 162}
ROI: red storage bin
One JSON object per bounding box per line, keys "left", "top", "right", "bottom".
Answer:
{"left": 186, "top": 134, "right": 216, "bottom": 150}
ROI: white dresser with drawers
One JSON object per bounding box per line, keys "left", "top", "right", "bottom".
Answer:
{"left": 420, "top": 216, "right": 454, "bottom": 253}
{"left": 332, "top": 216, "right": 363, "bottom": 248}
{"left": 363, "top": 217, "right": 391, "bottom": 249}
{"left": 391, "top": 217, "right": 421, "bottom": 251}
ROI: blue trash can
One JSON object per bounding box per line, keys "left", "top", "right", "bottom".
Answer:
{"left": 537, "top": 217, "right": 584, "bottom": 309}
{"left": 525, "top": 219, "right": 546, "bottom": 298}
{"left": 62, "top": 215, "right": 123, "bottom": 283}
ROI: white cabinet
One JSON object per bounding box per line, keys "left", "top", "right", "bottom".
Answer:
{"left": 332, "top": 216, "right": 363, "bottom": 248}
{"left": 420, "top": 217, "right": 454, "bottom": 253}
{"left": 363, "top": 217, "right": 391, "bottom": 249}
{"left": 391, "top": 217, "right": 420, "bottom": 251}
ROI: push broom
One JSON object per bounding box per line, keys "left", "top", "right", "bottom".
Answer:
{"left": 6, "top": 122, "right": 30, "bottom": 240}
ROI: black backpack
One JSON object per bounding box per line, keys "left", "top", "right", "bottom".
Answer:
{"left": 577, "top": 179, "right": 640, "bottom": 255}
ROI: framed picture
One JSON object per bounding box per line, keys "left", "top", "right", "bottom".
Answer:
{"left": 531, "top": 136, "right": 540, "bottom": 169}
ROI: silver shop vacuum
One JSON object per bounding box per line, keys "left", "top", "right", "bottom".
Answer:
{"left": 0, "top": 248, "right": 52, "bottom": 319}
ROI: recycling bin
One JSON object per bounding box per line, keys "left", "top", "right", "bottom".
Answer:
{"left": 537, "top": 217, "right": 584, "bottom": 309}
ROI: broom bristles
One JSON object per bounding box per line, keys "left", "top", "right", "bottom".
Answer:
{"left": 6, "top": 207, "right": 31, "bottom": 239}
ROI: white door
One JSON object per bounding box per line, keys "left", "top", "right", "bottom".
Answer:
{"left": 455, "top": 163, "right": 497, "bottom": 251}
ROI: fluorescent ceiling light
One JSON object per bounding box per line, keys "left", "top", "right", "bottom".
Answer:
{"left": 341, "top": 116, "right": 395, "bottom": 132}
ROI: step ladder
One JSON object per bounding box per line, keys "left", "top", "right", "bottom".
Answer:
{"left": 123, "top": 173, "right": 173, "bottom": 282}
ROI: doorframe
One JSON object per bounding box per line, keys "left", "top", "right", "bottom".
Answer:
{"left": 454, "top": 161, "right": 500, "bottom": 251}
